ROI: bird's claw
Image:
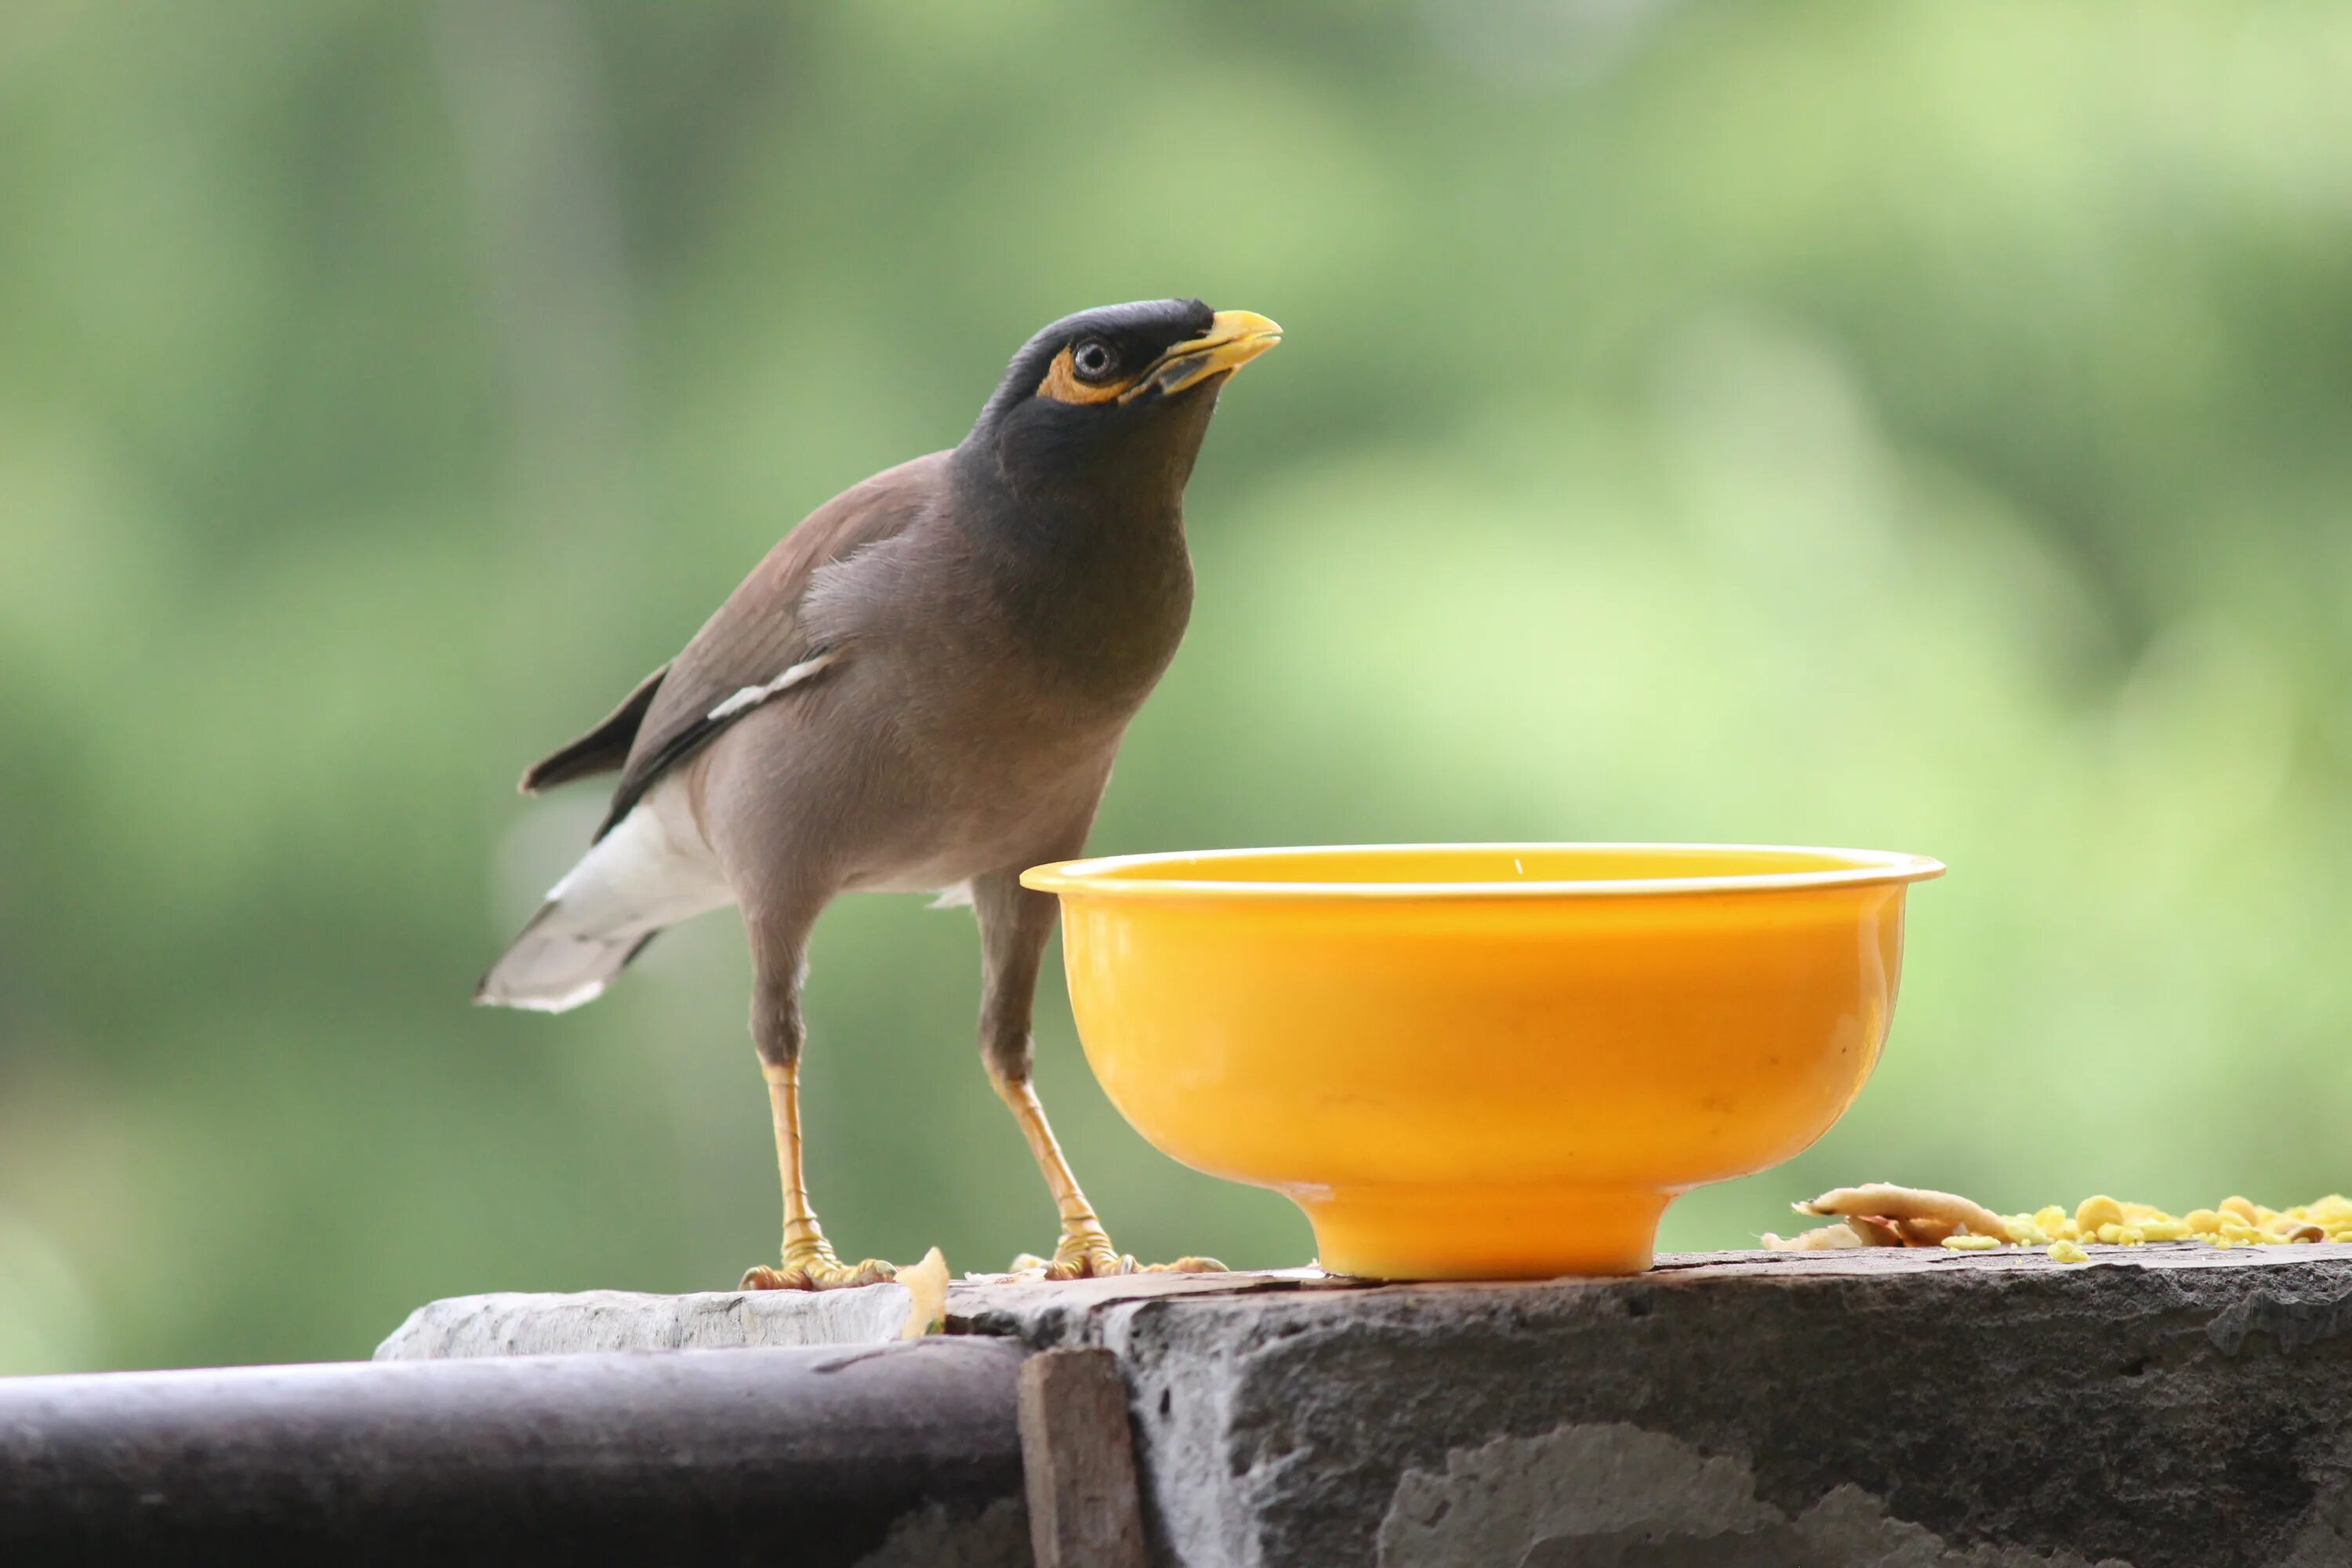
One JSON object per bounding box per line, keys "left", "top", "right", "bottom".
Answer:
{"left": 1046, "top": 1234, "right": 1132, "bottom": 1280}
{"left": 1009, "top": 1235, "right": 1228, "bottom": 1280}
{"left": 740, "top": 1253, "right": 897, "bottom": 1291}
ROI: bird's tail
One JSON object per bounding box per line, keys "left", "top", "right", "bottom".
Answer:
{"left": 474, "top": 900, "right": 660, "bottom": 1014}
{"left": 474, "top": 799, "right": 734, "bottom": 1014}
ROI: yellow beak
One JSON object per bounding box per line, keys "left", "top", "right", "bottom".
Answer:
{"left": 1121, "top": 310, "right": 1283, "bottom": 403}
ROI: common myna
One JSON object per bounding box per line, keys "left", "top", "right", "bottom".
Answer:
{"left": 478, "top": 299, "right": 1282, "bottom": 1288}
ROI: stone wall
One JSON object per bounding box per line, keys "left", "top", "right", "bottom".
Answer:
{"left": 377, "top": 1245, "right": 2352, "bottom": 1566}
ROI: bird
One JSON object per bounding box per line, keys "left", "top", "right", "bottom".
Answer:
{"left": 476, "top": 299, "right": 1282, "bottom": 1289}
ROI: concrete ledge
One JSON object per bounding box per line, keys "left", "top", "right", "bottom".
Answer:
{"left": 1082, "top": 1247, "right": 2352, "bottom": 1568}
{"left": 376, "top": 1281, "right": 916, "bottom": 1358}
{"left": 378, "top": 1247, "right": 2352, "bottom": 1566}
{"left": 372, "top": 1269, "right": 1322, "bottom": 1361}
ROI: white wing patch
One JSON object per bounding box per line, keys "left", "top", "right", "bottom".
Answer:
{"left": 706, "top": 650, "right": 837, "bottom": 723}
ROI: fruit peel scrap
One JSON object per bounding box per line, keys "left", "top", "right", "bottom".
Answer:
{"left": 1795, "top": 1184, "right": 2014, "bottom": 1246}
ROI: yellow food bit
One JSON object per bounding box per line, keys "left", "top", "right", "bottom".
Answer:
{"left": 1772, "top": 1187, "right": 2352, "bottom": 1256}
{"left": 2075, "top": 1196, "right": 2125, "bottom": 1232}
{"left": 1762, "top": 1223, "right": 1867, "bottom": 1252}
{"left": 2048, "top": 1240, "right": 2090, "bottom": 1264}
{"left": 895, "top": 1247, "right": 950, "bottom": 1340}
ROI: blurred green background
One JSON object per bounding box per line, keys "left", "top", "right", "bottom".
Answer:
{"left": 5, "top": 1, "right": 2349, "bottom": 1374}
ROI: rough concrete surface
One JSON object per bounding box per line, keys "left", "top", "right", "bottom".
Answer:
{"left": 381, "top": 1248, "right": 2352, "bottom": 1568}
{"left": 985, "top": 1248, "right": 2352, "bottom": 1568}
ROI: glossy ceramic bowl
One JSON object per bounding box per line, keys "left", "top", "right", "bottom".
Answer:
{"left": 1022, "top": 844, "right": 1943, "bottom": 1279}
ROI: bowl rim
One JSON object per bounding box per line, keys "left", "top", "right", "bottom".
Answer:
{"left": 1021, "top": 841, "right": 1946, "bottom": 901}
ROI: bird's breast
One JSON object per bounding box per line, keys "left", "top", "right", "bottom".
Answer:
{"left": 987, "top": 519, "right": 1194, "bottom": 713}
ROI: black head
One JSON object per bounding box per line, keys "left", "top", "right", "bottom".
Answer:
{"left": 964, "top": 299, "right": 1282, "bottom": 503}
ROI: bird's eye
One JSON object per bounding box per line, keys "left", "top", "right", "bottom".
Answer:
{"left": 1071, "top": 339, "right": 1116, "bottom": 382}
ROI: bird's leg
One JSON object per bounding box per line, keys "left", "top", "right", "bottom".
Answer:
{"left": 989, "top": 1065, "right": 1126, "bottom": 1278}
{"left": 974, "top": 869, "right": 1223, "bottom": 1280}
{"left": 739, "top": 1059, "right": 892, "bottom": 1290}
{"left": 739, "top": 920, "right": 893, "bottom": 1292}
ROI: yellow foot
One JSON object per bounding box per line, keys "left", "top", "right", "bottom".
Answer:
{"left": 1010, "top": 1235, "right": 1227, "bottom": 1281}
{"left": 739, "top": 1252, "right": 896, "bottom": 1291}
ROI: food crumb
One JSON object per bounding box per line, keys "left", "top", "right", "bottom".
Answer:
{"left": 1773, "top": 1186, "right": 2349, "bottom": 1258}
{"left": 2075, "top": 1195, "right": 2125, "bottom": 1232}
{"left": 2048, "top": 1240, "right": 2090, "bottom": 1264}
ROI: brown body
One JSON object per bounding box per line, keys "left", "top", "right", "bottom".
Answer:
{"left": 691, "top": 450, "right": 1190, "bottom": 910}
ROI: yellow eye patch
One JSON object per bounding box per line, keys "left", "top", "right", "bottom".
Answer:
{"left": 1035, "top": 344, "right": 1129, "bottom": 405}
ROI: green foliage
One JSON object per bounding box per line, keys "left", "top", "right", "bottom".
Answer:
{"left": 3, "top": 2, "right": 2348, "bottom": 1371}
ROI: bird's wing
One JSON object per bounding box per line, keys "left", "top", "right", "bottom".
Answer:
{"left": 518, "top": 662, "right": 670, "bottom": 794}
{"left": 593, "top": 452, "right": 946, "bottom": 839}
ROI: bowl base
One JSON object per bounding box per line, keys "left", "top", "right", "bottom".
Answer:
{"left": 1294, "top": 1182, "right": 1671, "bottom": 1280}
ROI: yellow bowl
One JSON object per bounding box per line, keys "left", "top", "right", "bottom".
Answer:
{"left": 1022, "top": 843, "right": 1943, "bottom": 1279}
